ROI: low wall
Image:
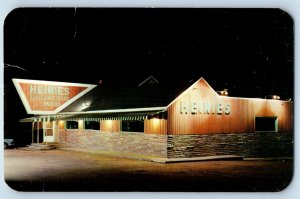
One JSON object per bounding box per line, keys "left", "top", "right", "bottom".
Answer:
{"left": 167, "top": 132, "right": 293, "bottom": 158}
{"left": 59, "top": 130, "right": 167, "bottom": 157}
{"left": 59, "top": 130, "right": 293, "bottom": 159}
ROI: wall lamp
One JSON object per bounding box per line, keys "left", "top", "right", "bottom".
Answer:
{"left": 265, "top": 95, "right": 280, "bottom": 100}
{"left": 217, "top": 89, "right": 229, "bottom": 96}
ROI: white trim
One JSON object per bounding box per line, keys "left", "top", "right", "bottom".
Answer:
{"left": 12, "top": 78, "right": 96, "bottom": 87}
{"left": 59, "top": 107, "right": 167, "bottom": 115}
{"left": 219, "top": 95, "right": 292, "bottom": 103}
{"left": 166, "top": 77, "right": 292, "bottom": 108}
{"left": 12, "top": 79, "right": 32, "bottom": 114}
{"left": 12, "top": 78, "right": 97, "bottom": 115}
{"left": 167, "top": 77, "right": 219, "bottom": 108}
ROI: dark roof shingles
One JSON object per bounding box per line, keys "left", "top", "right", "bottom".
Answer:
{"left": 61, "top": 78, "right": 195, "bottom": 112}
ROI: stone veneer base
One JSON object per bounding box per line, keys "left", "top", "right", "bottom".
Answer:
{"left": 59, "top": 130, "right": 167, "bottom": 157}
{"left": 167, "top": 132, "right": 293, "bottom": 158}
{"left": 59, "top": 130, "right": 293, "bottom": 159}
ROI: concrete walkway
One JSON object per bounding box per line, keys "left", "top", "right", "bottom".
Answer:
{"left": 151, "top": 155, "right": 243, "bottom": 163}
{"left": 58, "top": 147, "right": 243, "bottom": 163}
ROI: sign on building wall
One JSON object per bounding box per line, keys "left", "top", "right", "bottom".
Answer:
{"left": 180, "top": 101, "right": 231, "bottom": 115}
{"left": 12, "top": 79, "right": 97, "bottom": 114}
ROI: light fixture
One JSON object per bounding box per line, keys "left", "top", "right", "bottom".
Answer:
{"left": 265, "top": 95, "right": 280, "bottom": 100}
{"left": 82, "top": 102, "right": 90, "bottom": 109}
{"left": 217, "top": 89, "right": 228, "bottom": 96}
{"left": 272, "top": 95, "right": 280, "bottom": 100}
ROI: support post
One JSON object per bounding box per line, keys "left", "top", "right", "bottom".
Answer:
{"left": 37, "top": 121, "right": 39, "bottom": 143}
{"left": 32, "top": 122, "right": 34, "bottom": 143}
{"left": 43, "top": 122, "right": 46, "bottom": 145}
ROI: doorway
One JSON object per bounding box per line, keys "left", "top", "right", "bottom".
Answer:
{"left": 43, "top": 121, "right": 59, "bottom": 142}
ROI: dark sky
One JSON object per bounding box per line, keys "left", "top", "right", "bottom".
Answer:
{"left": 3, "top": 8, "right": 294, "bottom": 136}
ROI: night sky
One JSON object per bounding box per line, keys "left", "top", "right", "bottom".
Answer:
{"left": 3, "top": 8, "right": 294, "bottom": 140}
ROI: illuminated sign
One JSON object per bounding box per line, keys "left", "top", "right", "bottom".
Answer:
{"left": 180, "top": 101, "right": 231, "bottom": 115}
{"left": 12, "top": 79, "right": 97, "bottom": 114}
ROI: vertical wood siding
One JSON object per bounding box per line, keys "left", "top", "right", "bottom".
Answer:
{"left": 58, "top": 121, "right": 65, "bottom": 129}
{"left": 78, "top": 120, "right": 84, "bottom": 130}
{"left": 167, "top": 78, "right": 293, "bottom": 134}
{"left": 144, "top": 119, "right": 168, "bottom": 134}
{"left": 100, "top": 120, "right": 120, "bottom": 132}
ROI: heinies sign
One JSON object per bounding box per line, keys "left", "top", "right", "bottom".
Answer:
{"left": 12, "top": 79, "right": 97, "bottom": 114}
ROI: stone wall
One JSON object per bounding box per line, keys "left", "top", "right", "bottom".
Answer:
{"left": 167, "top": 132, "right": 293, "bottom": 158}
{"left": 59, "top": 130, "right": 293, "bottom": 159}
{"left": 59, "top": 130, "right": 167, "bottom": 157}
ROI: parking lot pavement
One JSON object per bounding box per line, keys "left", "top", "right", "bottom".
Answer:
{"left": 4, "top": 149, "right": 293, "bottom": 192}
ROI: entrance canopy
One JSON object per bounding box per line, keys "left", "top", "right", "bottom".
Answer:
{"left": 19, "top": 107, "right": 167, "bottom": 122}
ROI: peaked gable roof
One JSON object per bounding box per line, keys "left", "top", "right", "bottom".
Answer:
{"left": 61, "top": 77, "right": 204, "bottom": 113}
{"left": 138, "top": 75, "right": 159, "bottom": 87}
{"left": 60, "top": 77, "right": 223, "bottom": 114}
{"left": 167, "top": 77, "right": 219, "bottom": 108}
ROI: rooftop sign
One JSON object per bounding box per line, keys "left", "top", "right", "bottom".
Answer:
{"left": 12, "top": 79, "right": 97, "bottom": 115}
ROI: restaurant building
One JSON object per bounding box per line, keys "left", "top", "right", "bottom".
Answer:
{"left": 14, "top": 76, "right": 293, "bottom": 158}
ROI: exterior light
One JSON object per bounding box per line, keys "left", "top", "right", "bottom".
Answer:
{"left": 82, "top": 102, "right": 90, "bottom": 109}
{"left": 272, "top": 95, "right": 280, "bottom": 100}
{"left": 106, "top": 120, "right": 113, "bottom": 127}
{"left": 217, "top": 89, "right": 229, "bottom": 96}
{"left": 152, "top": 118, "right": 160, "bottom": 126}
{"left": 265, "top": 95, "right": 280, "bottom": 100}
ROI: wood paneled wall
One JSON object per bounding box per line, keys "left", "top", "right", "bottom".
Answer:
{"left": 167, "top": 78, "right": 293, "bottom": 134}
{"left": 78, "top": 120, "right": 84, "bottom": 130}
{"left": 144, "top": 118, "right": 168, "bottom": 134}
{"left": 100, "top": 120, "right": 120, "bottom": 132}
{"left": 54, "top": 79, "right": 293, "bottom": 135}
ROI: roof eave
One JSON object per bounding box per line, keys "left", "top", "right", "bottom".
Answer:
{"left": 59, "top": 106, "right": 167, "bottom": 115}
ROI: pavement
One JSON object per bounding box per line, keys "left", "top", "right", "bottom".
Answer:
{"left": 58, "top": 147, "right": 292, "bottom": 163}
{"left": 4, "top": 148, "right": 294, "bottom": 192}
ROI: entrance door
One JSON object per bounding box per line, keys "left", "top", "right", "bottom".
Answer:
{"left": 43, "top": 121, "right": 54, "bottom": 142}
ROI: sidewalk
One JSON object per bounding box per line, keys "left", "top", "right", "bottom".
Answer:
{"left": 58, "top": 147, "right": 243, "bottom": 163}
{"left": 152, "top": 155, "right": 243, "bottom": 163}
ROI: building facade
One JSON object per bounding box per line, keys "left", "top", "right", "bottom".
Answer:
{"left": 18, "top": 77, "right": 293, "bottom": 158}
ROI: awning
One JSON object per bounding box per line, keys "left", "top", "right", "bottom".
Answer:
{"left": 19, "top": 115, "right": 59, "bottom": 123}
{"left": 19, "top": 107, "right": 168, "bottom": 122}
{"left": 19, "top": 117, "right": 37, "bottom": 123}
{"left": 54, "top": 110, "right": 167, "bottom": 122}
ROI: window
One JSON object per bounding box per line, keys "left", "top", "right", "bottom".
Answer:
{"left": 121, "top": 121, "right": 144, "bottom": 133}
{"left": 45, "top": 129, "right": 53, "bottom": 136}
{"left": 66, "top": 121, "right": 78, "bottom": 129}
{"left": 255, "top": 116, "right": 278, "bottom": 132}
{"left": 85, "top": 121, "right": 100, "bottom": 130}
{"left": 43, "top": 122, "right": 53, "bottom": 136}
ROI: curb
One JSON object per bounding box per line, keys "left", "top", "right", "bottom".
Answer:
{"left": 243, "top": 157, "right": 293, "bottom": 161}
{"left": 150, "top": 155, "right": 243, "bottom": 163}
{"left": 58, "top": 148, "right": 244, "bottom": 163}
{"left": 56, "top": 148, "right": 293, "bottom": 163}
